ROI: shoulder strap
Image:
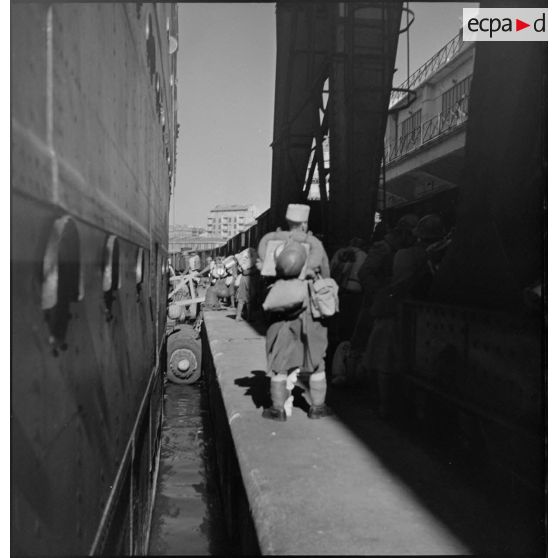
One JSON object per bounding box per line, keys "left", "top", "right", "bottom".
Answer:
{"left": 299, "top": 302, "right": 315, "bottom": 371}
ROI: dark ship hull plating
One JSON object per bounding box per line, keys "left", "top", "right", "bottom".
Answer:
{"left": 11, "top": 3, "right": 178, "bottom": 554}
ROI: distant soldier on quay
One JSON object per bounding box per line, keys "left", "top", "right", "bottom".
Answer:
{"left": 235, "top": 247, "right": 259, "bottom": 322}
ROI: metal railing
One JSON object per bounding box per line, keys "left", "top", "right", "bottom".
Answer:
{"left": 384, "top": 95, "right": 469, "bottom": 164}
{"left": 389, "top": 30, "right": 464, "bottom": 109}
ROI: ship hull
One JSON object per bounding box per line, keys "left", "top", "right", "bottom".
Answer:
{"left": 11, "top": 3, "right": 178, "bottom": 554}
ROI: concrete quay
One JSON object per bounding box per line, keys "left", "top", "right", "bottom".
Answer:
{"left": 201, "top": 310, "right": 543, "bottom": 556}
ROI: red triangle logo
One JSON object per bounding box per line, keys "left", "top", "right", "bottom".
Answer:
{"left": 516, "top": 18, "right": 530, "bottom": 31}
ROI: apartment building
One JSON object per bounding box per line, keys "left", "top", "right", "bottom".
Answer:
{"left": 206, "top": 204, "right": 258, "bottom": 238}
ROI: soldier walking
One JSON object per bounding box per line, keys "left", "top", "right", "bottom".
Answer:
{"left": 258, "top": 204, "right": 334, "bottom": 421}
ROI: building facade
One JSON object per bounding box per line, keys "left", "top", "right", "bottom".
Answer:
{"left": 381, "top": 30, "right": 475, "bottom": 221}
{"left": 177, "top": 236, "right": 227, "bottom": 253}
{"left": 206, "top": 204, "right": 258, "bottom": 238}
{"left": 168, "top": 224, "right": 226, "bottom": 253}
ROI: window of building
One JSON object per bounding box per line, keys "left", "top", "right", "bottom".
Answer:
{"left": 442, "top": 75, "right": 472, "bottom": 114}
{"left": 401, "top": 109, "right": 422, "bottom": 138}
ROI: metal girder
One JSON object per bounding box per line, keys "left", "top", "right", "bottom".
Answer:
{"left": 270, "top": 2, "right": 332, "bottom": 229}
{"left": 270, "top": 1, "right": 403, "bottom": 246}
{"left": 328, "top": 2, "right": 403, "bottom": 247}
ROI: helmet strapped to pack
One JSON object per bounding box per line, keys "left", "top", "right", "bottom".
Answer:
{"left": 258, "top": 229, "right": 314, "bottom": 277}
{"left": 275, "top": 241, "right": 307, "bottom": 278}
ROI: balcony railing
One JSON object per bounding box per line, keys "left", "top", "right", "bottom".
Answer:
{"left": 389, "top": 30, "right": 464, "bottom": 109}
{"left": 385, "top": 95, "right": 469, "bottom": 164}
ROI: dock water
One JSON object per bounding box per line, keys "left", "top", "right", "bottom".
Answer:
{"left": 148, "top": 380, "right": 229, "bottom": 555}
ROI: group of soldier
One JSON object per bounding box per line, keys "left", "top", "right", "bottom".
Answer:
{"left": 329, "top": 212, "right": 451, "bottom": 418}
{"left": 180, "top": 201, "right": 451, "bottom": 423}
{"left": 200, "top": 248, "right": 260, "bottom": 322}
{"left": 253, "top": 203, "right": 450, "bottom": 422}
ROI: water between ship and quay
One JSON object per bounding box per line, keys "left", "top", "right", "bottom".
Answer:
{"left": 148, "top": 312, "right": 543, "bottom": 556}
{"left": 148, "top": 378, "right": 230, "bottom": 555}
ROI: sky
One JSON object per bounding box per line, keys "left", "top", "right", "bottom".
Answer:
{"left": 173, "top": 2, "right": 478, "bottom": 228}
{"left": 173, "top": 3, "right": 276, "bottom": 227}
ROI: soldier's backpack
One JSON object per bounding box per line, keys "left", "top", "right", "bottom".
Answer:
{"left": 309, "top": 275, "right": 339, "bottom": 318}
{"left": 261, "top": 239, "right": 310, "bottom": 278}
{"left": 262, "top": 279, "right": 307, "bottom": 313}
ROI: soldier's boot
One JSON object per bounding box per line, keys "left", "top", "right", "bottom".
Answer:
{"left": 235, "top": 300, "right": 245, "bottom": 321}
{"left": 292, "top": 370, "right": 311, "bottom": 405}
{"left": 262, "top": 375, "right": 288, "bottom": 421}
{"left": 308, "top": 371, "right": 333, "bottom": 419}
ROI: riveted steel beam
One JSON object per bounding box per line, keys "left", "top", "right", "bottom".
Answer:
{"left": 328, "top": 2, "right": 403, "bottom": 246}
{"left": 270, "top": 2, "right": 333, "bottom": 230}
{"left": 270, "top": 2, "right": 403, "bottom": 246}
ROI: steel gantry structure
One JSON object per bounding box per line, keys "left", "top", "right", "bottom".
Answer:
{"left": 212, "top": 0, "right": 544, "bottom": 312}
{"left": 269, "top": 1, "right": 403, "bottom": 247}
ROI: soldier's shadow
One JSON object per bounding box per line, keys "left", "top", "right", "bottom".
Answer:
{"left": 234, "top": 370, "right": 310, "bottom": 412}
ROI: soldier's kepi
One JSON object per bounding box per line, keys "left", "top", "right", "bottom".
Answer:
{"left": 258, "top": 203, "right": 333, "bottom": 421}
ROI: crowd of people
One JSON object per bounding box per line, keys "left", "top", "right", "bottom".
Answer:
{"left": 195, "top": 248, "right": 260, "bottom": 322}
{"left": 167, "top": 247, "right": 260, "bottom": 323}
{"left": 329, "top": 212, "right": 452, "bottom": 418}
{"left": 170, "top": 203, "right": 453, "bottom": 422}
